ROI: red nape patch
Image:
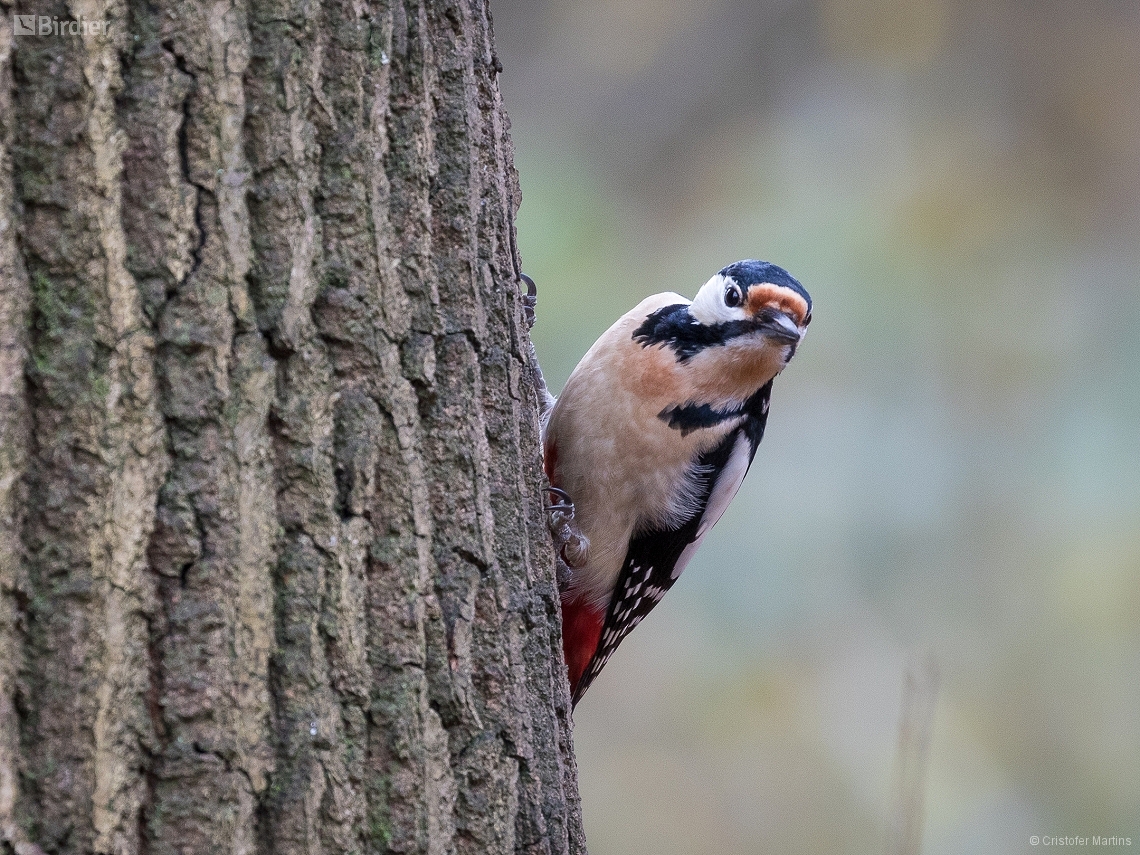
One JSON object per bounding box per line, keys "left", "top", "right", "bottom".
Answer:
{"left": 561, "top": 594, "right": 604, "bottom": 697}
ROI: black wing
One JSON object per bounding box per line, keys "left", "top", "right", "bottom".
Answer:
{"left": 572, "top": 382, "right": 773, "bottom": 706}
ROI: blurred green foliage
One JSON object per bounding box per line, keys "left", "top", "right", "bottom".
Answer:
{"left": 495, "top": 1, "right": 1140, "bottom": 852}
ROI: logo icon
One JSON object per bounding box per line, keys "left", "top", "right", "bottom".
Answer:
{"left": 13, "top": 14, "right": 36, "bottom": 36}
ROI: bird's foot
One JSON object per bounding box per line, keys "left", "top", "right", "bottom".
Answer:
{"left": 520, "top": 272, "right": 557, "bottom": 421}
{"left": 546, "top": 486, "right": 588, "bottom": 588}
{"left": 521, "top": 273, "right": 537, "bottom": 330}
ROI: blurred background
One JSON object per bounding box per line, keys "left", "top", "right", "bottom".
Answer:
{"left": 492, "top": 0, "right": 1140, "bottom": 852}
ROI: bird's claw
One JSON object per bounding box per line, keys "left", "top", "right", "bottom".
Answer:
{"left": 519, "top": 272, "right": 557, "bottom": 418}
{"left": 546, "top": 485, "right": 573, "bottom": 513}
{"left": 521, "top": 273, "right": 537, "bottom": 330}
{"left": 546, "top": 485, "right": 589, "bottom": 587}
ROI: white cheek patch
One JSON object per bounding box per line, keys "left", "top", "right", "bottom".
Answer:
{"left": 689, "top": 274, "right": 748, "bottom": 326}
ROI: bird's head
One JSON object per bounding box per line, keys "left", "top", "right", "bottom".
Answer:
{"left": 687, "top": 259, "right": 811, "bottom": 366}
{"left": 690, "top": 259, "right": 811, "bottom": 348}
{"left": 629, "top": 259, "right": 811, "bottom": 400}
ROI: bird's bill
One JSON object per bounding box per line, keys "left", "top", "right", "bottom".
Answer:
{"left": 756, "top": 310, "right": 802, "bottom": 344}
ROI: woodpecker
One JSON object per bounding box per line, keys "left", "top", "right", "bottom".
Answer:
{"left": 537, "top": 260, "right": 811, "bottom": 707}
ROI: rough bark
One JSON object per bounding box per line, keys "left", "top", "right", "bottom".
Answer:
{"left": 0, "top": 0, "right": 584, "bottom": 852}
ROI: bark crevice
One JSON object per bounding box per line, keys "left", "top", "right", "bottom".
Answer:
{"left": 162, "top": 39, "right": 209, "bottom": 285}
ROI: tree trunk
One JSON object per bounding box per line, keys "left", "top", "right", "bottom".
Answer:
{"left": 0, "top": 0, "right": 584, "bottom": 852}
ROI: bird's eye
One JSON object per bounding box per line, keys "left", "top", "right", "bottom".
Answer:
{"left": 803, "top": 311, "right": 812, "bottom": 327}
{"left": 724, "top": 284, "right": 743, "bottom": 308}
